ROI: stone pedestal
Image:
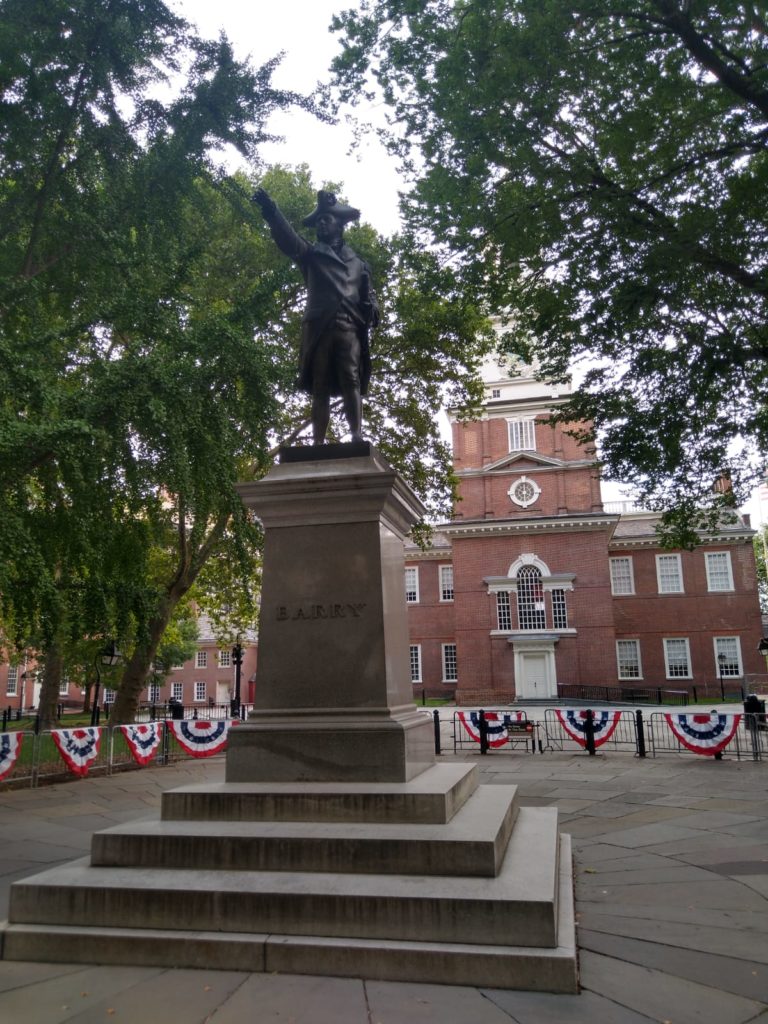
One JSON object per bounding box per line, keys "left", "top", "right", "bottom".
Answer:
{"left": 227, "top": 444, "right": 434, "bottom": 783}
{"left": 0, "top": 444, "right": 577, "bottom": 992}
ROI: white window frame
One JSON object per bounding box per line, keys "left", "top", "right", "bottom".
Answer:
{"left": 196, "top": 651, "right": 207, "bottom": 669}
{"left": 507, "top": 418, "right": 536, "bottom": 452}
{"left": 405, "top": 566, "right": 420, "bottom": 603}
{"left": 409, "top": 645, "right": 422, "bottom": 683}
{"left": 218, "top": 649, "right": 231, "bottom": 668}
{"left": 610, "top": 556, "right": 635, "bottom": 596}
{"left": 439, "top": 565, "right": 454, "bottom": 602}
{"left": 491, "top": 388, "right": 501, "bottom": 398}
{"left": 441, "top": 643, "right": 458, "bottom": 683}
{"left": 6, "top": 666, "right": 18, "bottom": 696}
{"left": 194, "top": 681, "right": 207, "bottom": 702}
{"left": 616, "top": 640, "right": 643, "bottom": 680}
{"left": 656, "top": 554, "right": 684, "bottom": 594}
{"left": 663, "top": 638, "right": 692, "bottom": 679}
{"left": 148, "top": 683, "right": 161, "bottom": 703}
{"left": 171, "top": 681, "right": 183, "bottom": 701}
{"left": 496, "top": 591, "right": 512, "bottom": 631}
{"left": 705, "top": 551, "right": 734, "bottom": 592}
{"left": 103, "top": 688, "right": 116, "bottom": 704}
{"left": 714, "top": 636, "right": 742, "bottom": 677}
{"left": 551, "top": 588, "right": 568, "bottom": 630}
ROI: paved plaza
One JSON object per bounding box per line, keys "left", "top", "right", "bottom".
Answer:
{"left": 0, "top": 749, "right": 766, "bottom": 1023}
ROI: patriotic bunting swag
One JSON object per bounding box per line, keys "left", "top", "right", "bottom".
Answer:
{"left": 555, "top": 709, "right": 622, "bottom": 749}
{"left": 664, "top": 712, "right": 741, "bottom": 756}
{"left": 0, "top": 732, "right": 23, "bottom": 781}
{"left": 167, "top": 719, "right": 230, "bottom": 757}
{"left": 458, "top": 711, "right": 526, "bottom": 748}
{"left": 51, "top": 728, "right": 102, "bottom": 777}
{"left": 120, "top": 723, "right": 164, "bottom": 766}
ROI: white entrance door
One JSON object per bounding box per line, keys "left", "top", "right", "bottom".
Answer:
{"left": 511, "top": 639, "right": 558, "bottom": 699}
{"left": 518, "top": 652, "right": 549, "bottom": 699}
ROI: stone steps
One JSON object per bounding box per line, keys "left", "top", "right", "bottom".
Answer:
{"left": 8, "top": 805, "right": 559, "bottom": 947}
{"left": 1, "top": 835, "right": 576, "bottom": 992}
{"left": 92, "top": 782, "right": 517, "bottom": 877}
{"left": 161, "top": 761, "right": 479, "bottom": 825}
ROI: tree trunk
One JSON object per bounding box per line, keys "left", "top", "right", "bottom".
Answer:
{"left": 37, "top": 641, "right": 64, "bottom": 731}
{"left": 110, "top": 597, "right": 175, "bottom": 726}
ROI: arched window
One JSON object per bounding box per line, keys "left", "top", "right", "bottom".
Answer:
{"left": 517, "top": 565, "right": 546, "bottom": 630}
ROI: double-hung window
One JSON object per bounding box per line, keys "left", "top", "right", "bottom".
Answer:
{"left": 705, "top": 552, "right": 734, "bottom": 592}
{"left": 405, "top": 567, "right": 419, "bottom": 603}
{"left": 656, "top": 554, "right": 684, "bottom": 594}
{"left": 442, "top": 643, "right": 458, "bottom": 682}
{"left": 439, "top": 565, "right": 454, "bottom": 602}
{"left": 610, "top": 557, "right": 635, "bottom": 595}
{"left": 714, "top": 637, "right": 742, "bottom": 677}
{"left": 409, "top": 645, "right": 422, "bottom": 683}
{"left": 663, "top": 638, "right": 692, "bottom": 678}
{"left": 616, "top": 640, "right": 642, "bottom": 680}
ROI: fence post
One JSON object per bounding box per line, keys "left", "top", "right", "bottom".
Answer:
{"left": 584, "top": 708, "right": 596, "bottom": 756}
{"left": 34, "top": 713, "right": 40, "bottom": 735}
{"left": 1, "top": 708, "right": 6, "bottom": 732}
{"left": 479, "top": 709, "right": 489, "bottom": 755}
{"left": 432, "top": 709, "right": 442, "bottom": 755}
{"left": 636, "top": 709, "right": 646, "bottom": 758}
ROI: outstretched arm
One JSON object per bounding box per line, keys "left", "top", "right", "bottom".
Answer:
{"left": 252, "top": 188, "right": 309, "bottom": 262}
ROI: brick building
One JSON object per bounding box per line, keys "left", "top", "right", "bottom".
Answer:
{"left": 405, "top": 359, "right": 767, "bottom": 703}
{"left": 0, "top": 616, "right": 257, "bottom": 715}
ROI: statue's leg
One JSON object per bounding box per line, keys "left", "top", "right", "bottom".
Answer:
{"left": 311, "top": 391, "right": 331, "bottom": 445}
{"left": 310, "top": 332, "right": 333, "bottom": 445}
{"left": 335, "top": 327, "right": 364, "bottom": 442}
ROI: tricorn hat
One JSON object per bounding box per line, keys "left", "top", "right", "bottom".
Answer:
{"left": 303, "top": 190, "right": 360, "bottom": 227}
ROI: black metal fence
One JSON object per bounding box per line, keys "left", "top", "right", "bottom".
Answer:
{"left": 430, "top": 707, "right": 766, "bottom": 762}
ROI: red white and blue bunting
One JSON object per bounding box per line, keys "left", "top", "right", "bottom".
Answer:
{"left": 119, "top": 722, "right": 164, "bottom": 766}
{"left": 664, "top": 712, "right": 741, "bottom": 756}
{"left": 51, "top": 727, "right": 102, "bottom": 777}
{"left": 555, "top": 709, "right": 622, "bottom": 749}
{"left": 167, "top": 718, "right": 230, "bottom": 757}
{"left": 458, "top": 711, "right": 526, "bottom": 747}
{"left": 0, "top": 732, "right": 24, "bottom": 781}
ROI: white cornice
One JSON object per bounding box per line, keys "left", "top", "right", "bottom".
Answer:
{"left": 446, "top": 514, "right": 619, "bottom": 539}
{"left": 610, "top": 531, "right": 755, "bottom": 550}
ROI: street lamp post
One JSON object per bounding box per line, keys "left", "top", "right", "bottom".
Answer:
{"left": 91, "top": 641, "right": 121, "bottom": 727}
{"left": 231, "top": 643, "right": 243, "bottom": 718}
{"left": 717, "top": 652, "right": 727, "bottom": 703}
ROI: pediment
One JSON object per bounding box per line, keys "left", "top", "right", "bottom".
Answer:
{"left": 485, "top": 451, "right": 564, "bottom": 472}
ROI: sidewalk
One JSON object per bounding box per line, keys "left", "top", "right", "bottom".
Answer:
{"left": 0, "top": 752, "right": 766, "bottom": 1023}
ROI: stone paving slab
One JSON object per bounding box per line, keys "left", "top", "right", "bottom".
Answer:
{"left": 65, "top": 968, "right": 248, "bottom": 1024}
{"left": 206, "top": 972, "right": 369, "bottom": 1024}
{"left": 579, "top": 928, "right": 768, "bottom": 1002}
{"left": 579, "top": 950, "right": 765, "bottom": 1024}
{"left": 577, "top": 909, "right": 768, "bottom": 965}
{"left": 0, "top": 751, "right": 766, "bottom": 1023}
{"left": 0, "top": 963, "right": 162, "bottom": 1024}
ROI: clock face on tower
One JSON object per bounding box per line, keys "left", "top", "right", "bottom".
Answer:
{"left": 508, "top": 475, "right": 541, "bottom": 508}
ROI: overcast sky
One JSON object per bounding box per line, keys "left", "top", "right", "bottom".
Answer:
{"left": 174, "top": 0, "right": 765, "bottom": 522}
{"left": 177, "top": 0, "right": 402, "bottom": 234}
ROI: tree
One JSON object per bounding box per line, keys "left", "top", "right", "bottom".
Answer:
{"left": 0, "top": 0, "right": 309, "bottom": 725}
{"left": 330, "top": 1, "right": 768, "bottom": 524}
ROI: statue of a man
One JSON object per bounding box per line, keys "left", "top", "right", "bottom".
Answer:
{"left": 253, "top": 187, "right": 379, "bottom": 445}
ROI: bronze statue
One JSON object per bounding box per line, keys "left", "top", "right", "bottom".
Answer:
{"left": 253, "top": 187, "right": 379, "bottom": 445}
